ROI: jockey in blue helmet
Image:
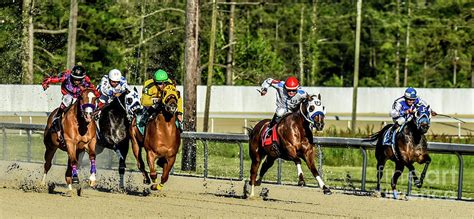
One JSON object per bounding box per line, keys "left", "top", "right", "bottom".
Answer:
{"left": 385, "top": 87, "right": 437, "bottom": 145}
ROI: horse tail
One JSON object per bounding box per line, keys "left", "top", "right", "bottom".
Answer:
{"left": 244, "top": 126, "right": 254, "bottom": 139}
{"left": 363, "top": 124, "right": 392, "bottom": 142}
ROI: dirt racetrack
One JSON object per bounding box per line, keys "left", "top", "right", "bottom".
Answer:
{"left": 0, "top": 160, "right": 472, "bottom": 218}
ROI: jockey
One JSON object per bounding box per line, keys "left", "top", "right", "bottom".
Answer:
{"left": 138, "top": 69, "right": 183, "bottom": 131}
{"left": 386, "top": 87, "right": 437, "bottom": 144}
{"left": 95, "top": 69, "right": 130, "bottom": 115}
{"left": 260, "top": 76, "right": 309, "bottom": 130}
{"left": 42, "top": 64, "right": 99, "bottom": 139}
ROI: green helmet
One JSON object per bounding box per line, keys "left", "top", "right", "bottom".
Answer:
{"left": 153, "top": 69, "right": 169, "bottom": 82}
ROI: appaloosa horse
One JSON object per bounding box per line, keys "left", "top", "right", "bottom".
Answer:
{"left": 42, "top": 88, "right": 98, "bottom": 195}
{"left": 366, "top": 104, "right": 432, "bottom": 199}
{"left": 130, "top": 84, "right": 181, "bottom": 190}
{"left": 95, "top": 87, "right": 142, "bottom": 189}
{"left": 246, "top": 94, "right": 332, "bottom": 198}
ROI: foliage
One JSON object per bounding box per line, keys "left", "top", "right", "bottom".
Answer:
{"left": 0, "top": 0, "right": 472, "bottom": 87}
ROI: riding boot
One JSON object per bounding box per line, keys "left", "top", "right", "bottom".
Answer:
{"left": 52, "top": 107, "right": 64, "bottom": 142}
{"left": 268, "top": 114, "right": 281, "bottom": 152}
{"left": 389, "top": 123, "right": 400, "bottom": 145}
{"left": 94, "top": 101, "right": 105, "bottom": 121}
{"left": 268, "top": 114, "right": 281, "bottom": 130}
{"left": 138, "top": 107, "right": 151, "bottom": 127}
{"left": 175, "top": 120, "right": 184, "bottom": 133}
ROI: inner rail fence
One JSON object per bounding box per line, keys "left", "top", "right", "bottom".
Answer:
{"left": 1, "top": 122, "right": 473, "bottom": 201}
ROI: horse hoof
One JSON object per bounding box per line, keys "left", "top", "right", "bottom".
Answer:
{"left": 47, "top": 182, "right": 56, "bottom": 194}
{"left": 255, "top": 179, "right": 262, "bottom": 186}
{"left": 415, "top": 180, "right": 423, "bottom": 188}
{"left": 392, "top": 190, "right": 399, "bottom": 199}
{"left": 243, "top": 180, "right": 250, "bottom": 199}
{"left": 151, "top": 183, "right": 164, "bottom": 191}
{"left": 144, "top": 178, "right": 151, "bottom": 185}
{"left": 259, "top": 188, "right": 269, "bottom": 199}
{"left": 297, "top": 180, "right": 306, "bottom": 187}
{"left": 76, "top": 187, "right": 82, "bottom": 196}
{"left": 322, "top": 186, "right": 332, "bottom": 195}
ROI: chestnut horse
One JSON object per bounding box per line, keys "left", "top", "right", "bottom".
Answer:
{"left": 366, "top": 104, "right": 432, "bottom": 199}
{"left": 130, "top": 84, "right": 181, "bottom": 190}
{"left": 42, "top": 88, "right": 98, "bottom": 193}
{"left": 246, "top": 94, "right": 332, "bottom": 198}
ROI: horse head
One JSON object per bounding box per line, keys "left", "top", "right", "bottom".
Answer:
{"left": 79, "top": 88, "right": 98, "bottom": 123}
{"left": 415, "top": 104, "right": 431, "bottom": 134}
{"left": 125, "top": 87, "right": 142, "bottom": 120}
{"left": 303, "top": 94, "right": 326, "bottom": 131}
{"left": 160, "top": 84, "right": 179, "bottom": 114}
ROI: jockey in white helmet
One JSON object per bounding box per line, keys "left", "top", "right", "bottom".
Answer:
{"left": 96, "top": 69, "right": 130, "bottom": 113}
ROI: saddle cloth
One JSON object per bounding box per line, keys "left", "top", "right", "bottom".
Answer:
{"left": 261, "top": 125, "right": 279, "bottom": 148}
{"left": 382, "top": 125, "right": 403, "bottom": 146}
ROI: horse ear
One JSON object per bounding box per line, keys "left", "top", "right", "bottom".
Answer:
{"left": 134, "top": 87, "right": 138, "bottom": 92}
{"left": 318, "top": 93, "right": 321, "bottom": 100}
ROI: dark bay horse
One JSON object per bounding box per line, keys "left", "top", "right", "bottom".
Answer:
{"left": 366, "top": 104, "right": 432, "bottom": 199}
{"left": 95, "top": 87, "right": 142, "bottom": 189}
{"left": 42, "top": 88, "right": 98, "bottom": 193}
{"left": 246, "top": 94, "right": 332, "bottom": 198}
{"left": 130, "top": 84, "right": 181, "bottom": 190}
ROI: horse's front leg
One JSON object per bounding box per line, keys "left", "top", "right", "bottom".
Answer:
{"left": 391, "top": 162, "right": 405, "bottom": 199}
{"left": 117, "top": 140, "right": 129, "bottom": 189}
{"left": 248, "top": 141, "right": 261, "bottom": 198}
{"left": 42, "top": 146, "right": 58, "bottom": 186}
{"left": 88, "top": 138, "right": 97, "bottom": 187}
{"left": 157, "top": 155, "right": 177, "bottom": 191}
{"left": 416, "top": 154, "right": 431, "bottom": 188}
{"left": 131, "top": 131, "right": 150, "bottom": 184}
{"left": 146, "top": 150, "right": 159, "bottom": 190}
{"left": 406, "top": 163, "right": 420, "bottom": 188}
{"left": 303, "top": 145, "right": 331, "bottom": 195}
{"left": 294, "top": 158, "right": 305, "bottom": 186}
{"left": 65, "top": 142, "right": 79, "bottom": 185}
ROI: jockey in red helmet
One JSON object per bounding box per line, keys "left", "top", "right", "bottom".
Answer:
{"left": 42, "top": 64, "right": 100, "bottom": 140}
{"left": 260, "top": 76, "right": 310, "bottom": 130}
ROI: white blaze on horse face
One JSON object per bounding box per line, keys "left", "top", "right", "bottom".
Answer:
{"left": 296, "top": 164, "right": 303, "bottom": 177}
{"left": 84, "top": 92, "right": 96, "bottom": 113}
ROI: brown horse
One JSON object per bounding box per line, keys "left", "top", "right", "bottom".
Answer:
{"left": 130, "top": 84, "right": 181, "bottom": 190}
{"left": 366, "top": 104, "right": 432, "bottom": 199}
{"left": 42, "top": 88, "right": 98, "bottom": 193}
{"left": 246, "top": 94, "right": 332, "bottom": 198}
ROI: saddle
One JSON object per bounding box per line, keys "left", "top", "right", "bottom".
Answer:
{"left": 382, "top": 124, "right": 405, "bottom": 161}
{"left": 261, "top": 124, "right": 279, "bottom": 148}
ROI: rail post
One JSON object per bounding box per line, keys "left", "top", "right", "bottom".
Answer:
{"left": 2, "top": 127, "right": 6, "bottom": 160}
{"left": 277, "top": 158, "right": 282, "bottom": 184}
{"left": 407, "top": 171, "right": 412, "bottom": 196}
{"left": 204, "top": 140, "right": 209, "bottom": 178}
{"left": 318, "top": 144, "right": 323, "bottom": 178}
{"left": 27, "top": 128, "right": 32, "bottom": 162}
{"left": 455, "top": 152, "right": 463, "bottom": 200}
{"left": 238, "top": 142, "right": 244, "bottom": 180}
{"left": 360, "top": 147, "right": 367, "bottom": 191}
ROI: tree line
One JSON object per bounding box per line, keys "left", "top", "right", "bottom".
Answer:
{"left": 0, "top": 0, "right": 472, "bottom": 88}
